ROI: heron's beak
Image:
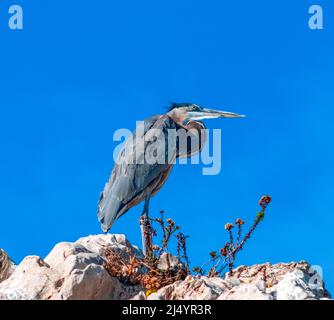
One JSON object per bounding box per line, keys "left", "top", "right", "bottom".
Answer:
{"left": 195, "top": 108, "right": 246, "bottom": 120}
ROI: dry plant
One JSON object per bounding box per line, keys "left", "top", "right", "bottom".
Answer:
{"left": 103, "top": 210, "right": 190, "bottom": 294}
{"left": 103, "top": 195, "right": 272, "bottom": 294}
{"left": 193, "top": 195, "right": 272, "bottom": 277}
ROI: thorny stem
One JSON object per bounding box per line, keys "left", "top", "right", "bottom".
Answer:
{"left": 224, "top": 210, "right": 267, "bottom": 276}
{"left": 228, "top": 230, "right": 234, "bottom": 249}
{"left": 153, "top": 211, "right": 172, "bottom": 273}
{"left": 176, "top": 232, "right": 190, "bottom": 272}
{"left": 148, "top": 211, "right": 190, "bottom": 275}
{"left": 154, "top": 211, "right": 168, "bottom": 257}
{"left": 199, "top": 197, "right": 271, "bottom": 278}
{"left": 236, "top": 224, "right": 242, "bottom": 244}
{"left": 106, "top": 198, "right": 271, "bottom": 293}
{"left": 231, "top": 214, "right": 263, "bottom": 258}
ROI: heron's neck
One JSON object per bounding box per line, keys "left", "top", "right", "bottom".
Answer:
{"left": 167, "top": 110, "right": 188, "bottom": 126}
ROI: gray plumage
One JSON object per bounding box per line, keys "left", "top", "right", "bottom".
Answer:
{"left": 98, "top": 115, "right": 177, "bottom": 232}
{"left": 97, "top": 103, "right": 245, "bottom": 234}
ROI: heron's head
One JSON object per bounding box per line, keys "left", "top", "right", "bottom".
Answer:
{"left": 167, "top": 102, "right": 245, "bottom": 125}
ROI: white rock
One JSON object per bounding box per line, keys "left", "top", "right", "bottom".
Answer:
{"left": 0, "top": 256, "right": 57, "bottom": 300}
{"left": 147, "top": 292, "right": 164, "bottom": 300}
{"left": 76, "top": 234, "right": 142, "bottom": 258}
{"left": 131, "top": 291, "right": 146, "bottom": 300}
{"left": 157, "top": 252, "right": 181, "bottom": 271}
{"left": 0, "top": 234, "right": 142, "bottom": 300}
{"left": 274, "top": 270, "right": 316, "bottom": 300}
{"left": 156, "top": 276, "right": 226, "bottom": 300}
{"left": 218, "top": 284, "right": 273, "bottom": 300}
{"left": 0, "top": 236, "right": 331, "bottom": 300}
{"left": 0, "top": 249, "right": 15, "bottom": 283}
{"left": 224, "top": 276, "right": 241, "bottom": 288}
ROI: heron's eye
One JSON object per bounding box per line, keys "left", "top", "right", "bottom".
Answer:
{"left": 192, "top": 106, "right": 198, "bottom": 111}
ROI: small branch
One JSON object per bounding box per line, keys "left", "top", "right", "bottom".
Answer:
{"left": 204, "top": 196, "right": 272, "bottom": 277}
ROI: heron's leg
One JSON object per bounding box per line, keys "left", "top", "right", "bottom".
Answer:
{"left": 140, "top": 194, "right": 151, "bottom": 258}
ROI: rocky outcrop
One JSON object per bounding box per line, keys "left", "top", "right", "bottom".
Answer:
{"left": 0, "top": 249, "right": 15, "bottom": 283}
{"left": 144, "top": 262, "right": 330, "bottom": 300}
{"left": 0, "top": 235, "right": 143, "bottom": 300}
{"left": 0, "top": 235, "right": 331, "bottom": 300}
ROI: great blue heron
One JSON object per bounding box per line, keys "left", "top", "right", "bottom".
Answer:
{"left": 97, "top": 103, "right": 245, "bottom": 255}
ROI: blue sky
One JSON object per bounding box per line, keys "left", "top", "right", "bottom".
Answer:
{"left": 0, "top": 0, "right": 333, "bottom": 292}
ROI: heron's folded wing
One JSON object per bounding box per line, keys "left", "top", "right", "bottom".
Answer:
{"left": 98, "top": 115, "right": 176, "bottom": 231}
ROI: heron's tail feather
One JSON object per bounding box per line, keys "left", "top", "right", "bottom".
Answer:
{"left": 97, "top": 187, "right": 123, "bottom": 233}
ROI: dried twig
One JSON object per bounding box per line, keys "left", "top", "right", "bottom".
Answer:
{"left": 104, "top": 210, "right": 190, "bottom": 294}
{"left": 104, "top": 195, "right": 271, "bottom": 295}
{"left": 193, "top": 195, "right": 272, "bottom": 277}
